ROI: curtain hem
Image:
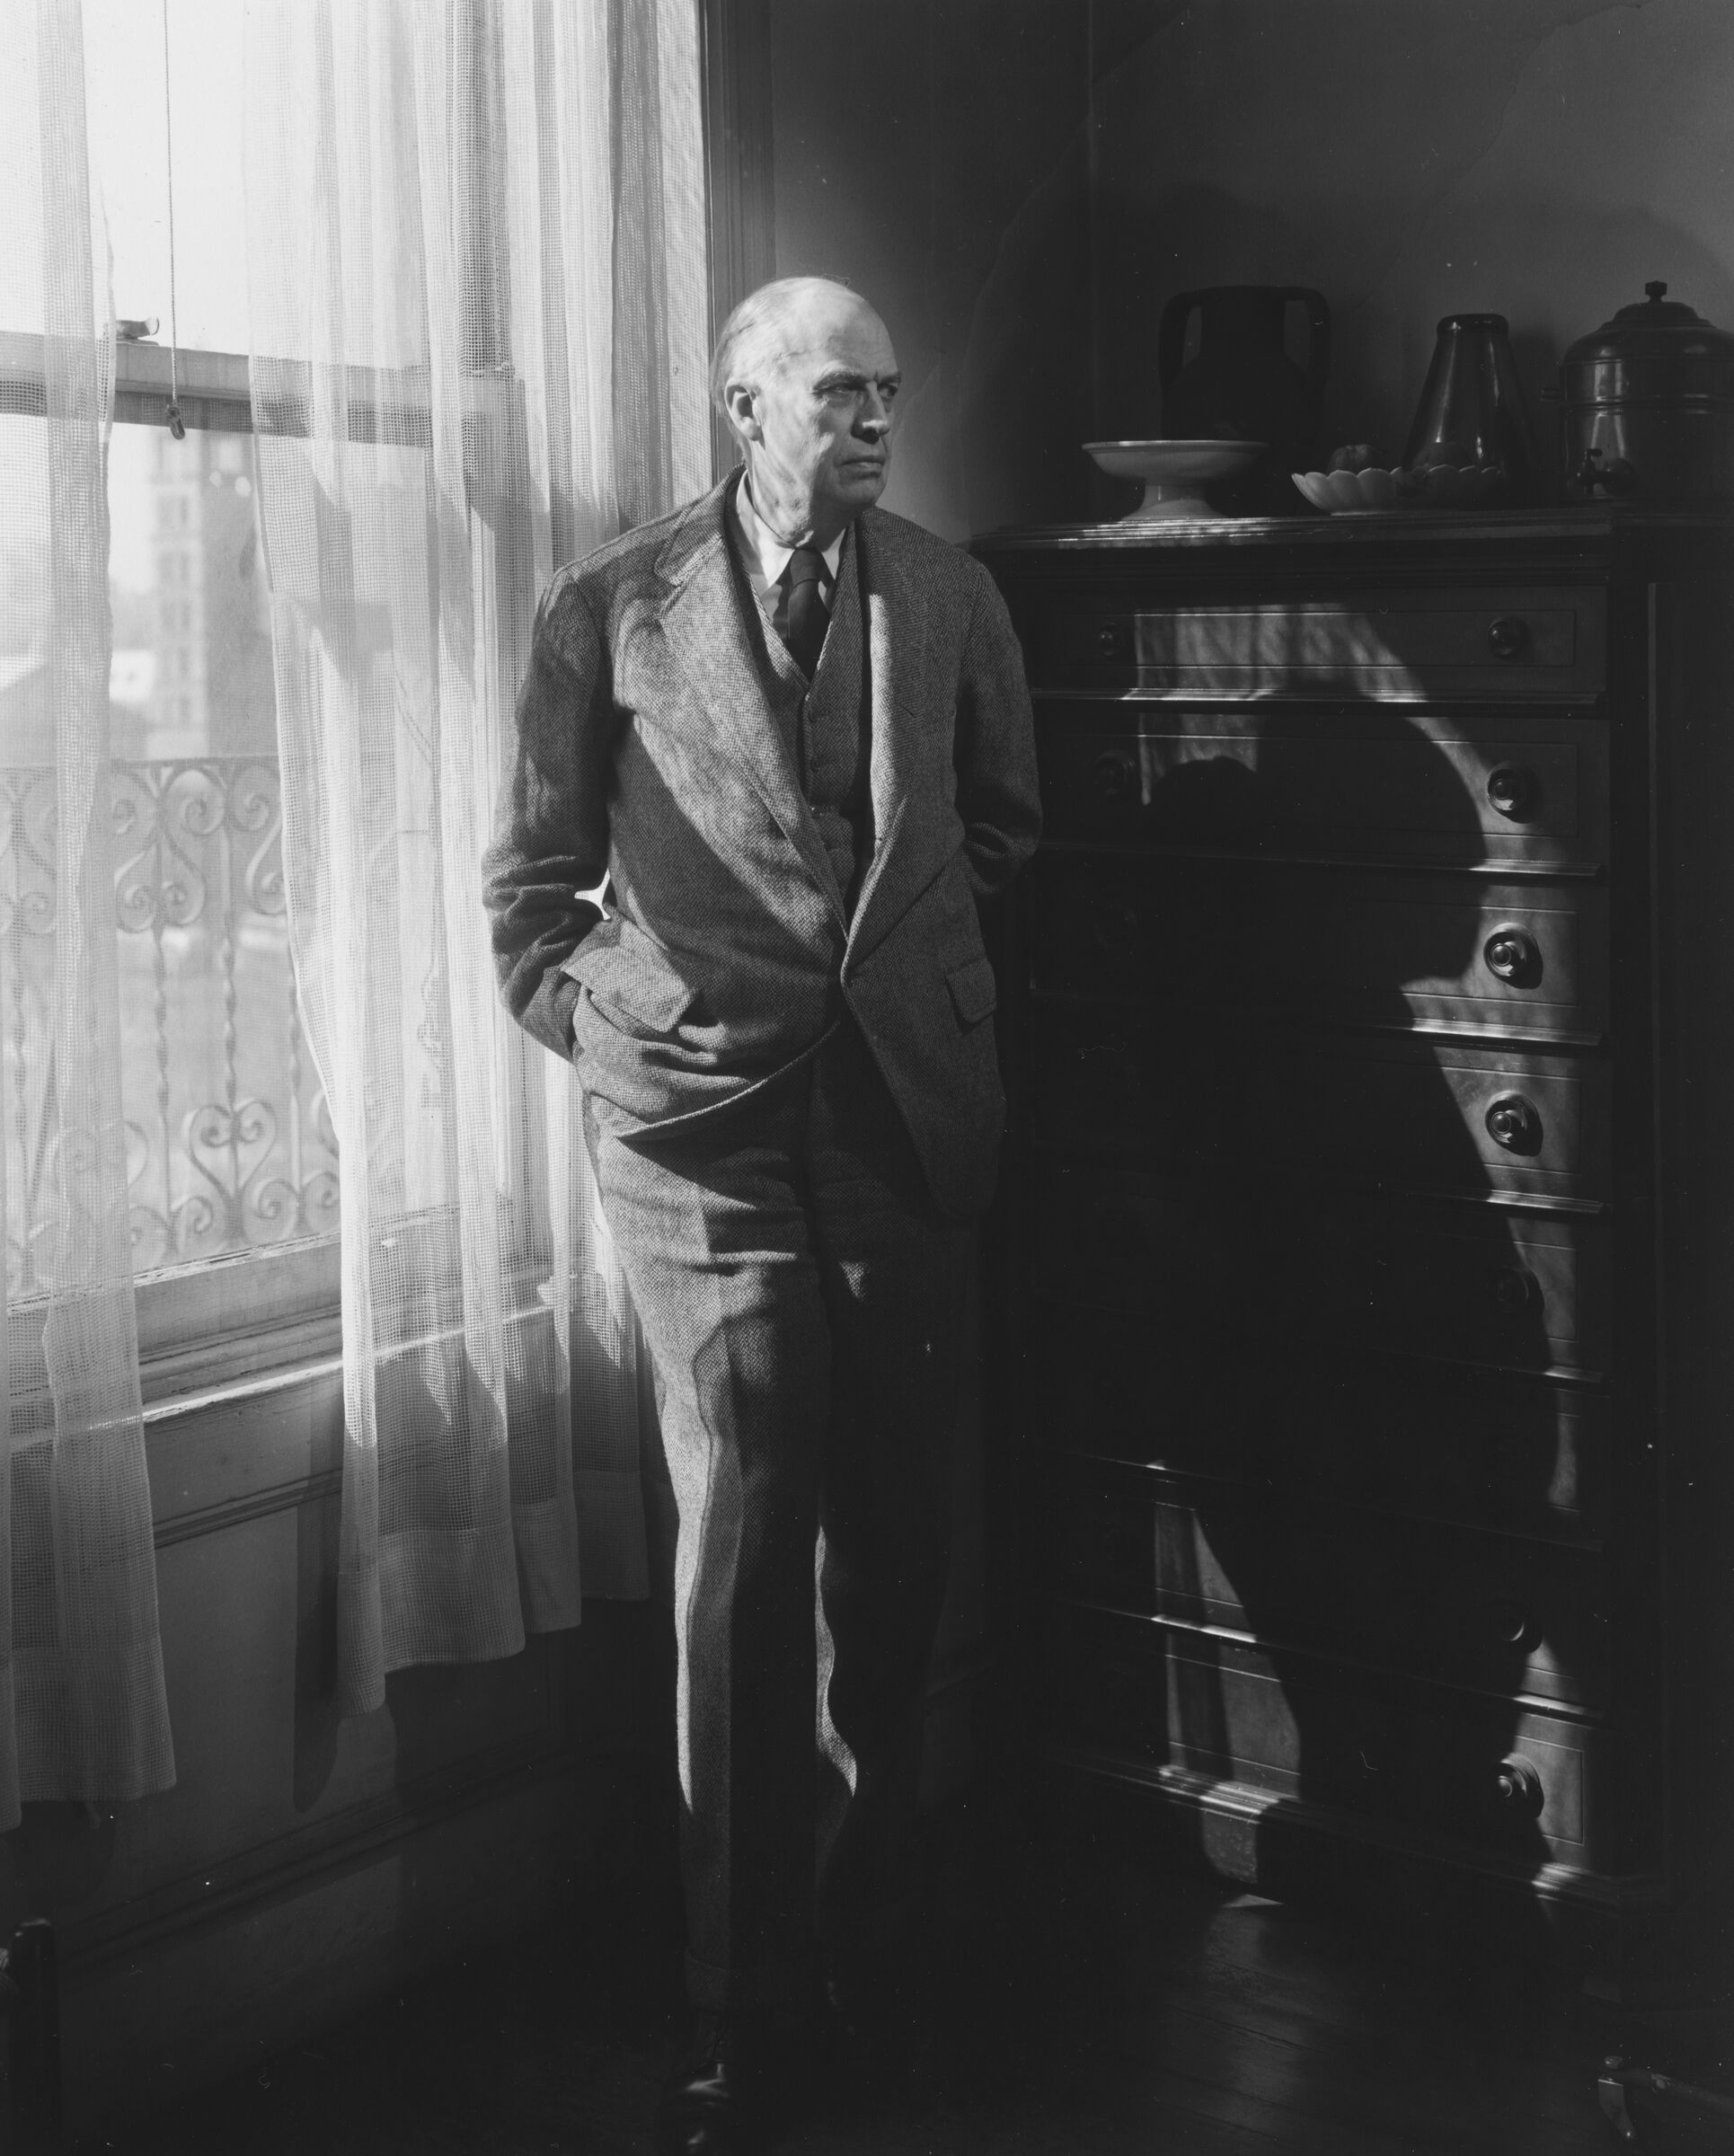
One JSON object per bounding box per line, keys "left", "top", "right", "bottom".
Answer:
{"left": 13, "top": 1639, "right": 176, "bottom": 1806}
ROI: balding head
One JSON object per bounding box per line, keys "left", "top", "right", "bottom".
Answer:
{"left": 712, "top": 277, "right": 900, "bottom": 550}
{"left": 709, "top": 276, "right": 867, "bottom": 414}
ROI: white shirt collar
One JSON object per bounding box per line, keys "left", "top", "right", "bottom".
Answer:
{"left": 730, "top": 474, "right": 845, "bottom": 606}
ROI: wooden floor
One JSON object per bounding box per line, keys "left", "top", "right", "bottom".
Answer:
{"left": 92, "top": 1798, "right": 1719, "bottom": 2155}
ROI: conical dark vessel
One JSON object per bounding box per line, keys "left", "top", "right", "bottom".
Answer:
{"left": 1403, "top": 313, "right": 1539, "bottom": 501}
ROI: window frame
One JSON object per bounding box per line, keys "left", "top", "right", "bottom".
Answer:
{"left": 1, "top": 333, "right": 346, "bottom": 1409}
{"left": 0, "top": 0, "right": 774, "bottom": 1436}
{"left": 4, "top": 330, "right": 576, "bottom": 1409}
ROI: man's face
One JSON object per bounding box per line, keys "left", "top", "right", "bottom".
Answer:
{"left": 730, "top": 291, "right": 900, "bottom": 541}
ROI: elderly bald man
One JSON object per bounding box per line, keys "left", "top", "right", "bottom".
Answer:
{"left": 483, "top": 275, "right": 1040, "bottom": 2155}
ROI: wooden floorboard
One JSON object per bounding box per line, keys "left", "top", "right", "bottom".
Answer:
{"left": 93, "top": 1802, "right": 1626, "bottom": 2155}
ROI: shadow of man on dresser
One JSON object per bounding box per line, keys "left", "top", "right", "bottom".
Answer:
{"left": 1120, "top": 698, "right": 1580, "bottom": 1958}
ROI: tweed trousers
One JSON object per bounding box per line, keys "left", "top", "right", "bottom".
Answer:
{"left": 584, "top": 1016, "right": 969, "bottom": 2013}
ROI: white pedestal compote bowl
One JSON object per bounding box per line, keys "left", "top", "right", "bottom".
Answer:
{"left": 1084, "top": 438, "right": 1270, "bottom": 522}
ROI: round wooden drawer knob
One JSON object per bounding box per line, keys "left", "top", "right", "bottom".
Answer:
{"left": 1093, "top": 750, "right": 1137, "bottom": 800}
{"left": 1484, "top": 1596, "right": 1534, "bottom": 1647}
{"left": 1485, "top": 1092, "right": 1544, "bottom": 1154}
{"left": 1491, "top": 1266, "right": 1540, "bottom": 1321}
{"left": 1488, "top": 614, "right": 1529, "bottom": 660}
{"left": 1495, "top": 1755, "right": 1546, "bottom": 1819}
{"left": 1486, "top": 764, "right": 1541, "bottom": 821}
{"left": 1092, "top": 901, "right": 1140, "bottom": 951}
{"left": 1483, "top": 926, "right": 1542, "bottom": 986}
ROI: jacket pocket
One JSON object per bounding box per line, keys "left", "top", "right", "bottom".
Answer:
{"left": 946, "top": 953, "right": 998, "bottom": 1027}
{"left": 564, "top": 923, "right": 698, "bottom": 1035}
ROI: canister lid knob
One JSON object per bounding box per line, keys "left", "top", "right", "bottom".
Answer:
{"left": 1561, "top": 280, "right": 1734, "bottom": 367}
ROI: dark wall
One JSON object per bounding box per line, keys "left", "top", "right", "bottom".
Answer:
{"left": 769, "top": 1, "right": 1108, "bottom": 537}
{"left": 1087, "top": 0, "right": 1734, "bottom": 486}
{"left": 770, "top": 0, "right": 1734, "bottom": 528}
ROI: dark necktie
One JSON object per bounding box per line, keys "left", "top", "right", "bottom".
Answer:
{"left": 778, "top": 546, "right": 830, "bottom": 679}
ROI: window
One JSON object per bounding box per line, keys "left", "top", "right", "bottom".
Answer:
{"left": 0, "top": 4, "right": 340, "bottom": 1393}
{"left": 9, "top": 0, "right": 714, "bottom": 1402}
{"left": 0, "top": 342, "right": 342, "bottom": 1391}
{"left": 111, "top": 412, "right": 338, "bottom": 1279}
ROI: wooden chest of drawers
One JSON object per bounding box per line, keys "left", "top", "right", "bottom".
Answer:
{"left": 975, "top": 508, "right": 1734, "bottom": 1975}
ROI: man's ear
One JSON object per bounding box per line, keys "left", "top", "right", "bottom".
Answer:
{"left": 724, "top": 380, "right": 761, "bottom": 444}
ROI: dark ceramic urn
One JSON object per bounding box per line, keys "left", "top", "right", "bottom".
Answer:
{"left": 1158, "top": 284, "right": 1331, "bottom": 511}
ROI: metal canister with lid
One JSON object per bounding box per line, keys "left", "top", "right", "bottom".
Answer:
{"left": 1555, "top": 281, "right": 1734, "bottom": 499}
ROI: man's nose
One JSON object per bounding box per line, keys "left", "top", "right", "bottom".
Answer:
{"left": 856, "top": 387, "right": 892, "bottom": 439}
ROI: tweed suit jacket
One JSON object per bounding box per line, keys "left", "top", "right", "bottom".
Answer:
{"left": 482, "top": 471, "right": 1040, "bottom": 1222}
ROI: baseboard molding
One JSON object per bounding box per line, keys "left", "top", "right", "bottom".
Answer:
{"left": 48, "top": 1605, "right": 986, "bottom": 2138}
{"left": 58, "top": 1747, "right": 641, "bottom": 2141}
{"left": 60, "top": 1723, "right": 613, "bottom": 1983}
{"left": 1044, "top": 1749, "right": 1671, "bottom": 1981}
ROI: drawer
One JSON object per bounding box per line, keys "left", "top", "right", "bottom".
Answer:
{"left": 1028, "top": 1012, "right": 1611, "bottom": 1202}
{"left": 1036, "top": 1603, "right": 1609, "bottom": 1868}
{"left": 1031, "top": 586, "right": 1606, "bottom": 701}
{"left": 1305, "top": 1200, "right": 1610, "bottom": 1377}
{"left": 1031, "top": 1314, "right": 1608, "bottom": 1540}
{"left": 1033, "top": 1162, "right": 1613, "bottom": 1376}
{"left": 1028, "top": 857, "right": 1608, "bottom": 1037}
{"left": 1041, "top": 1469, "right": 1609, "bottom": 1709}
{"left": 1034, "top": 705, "right": 1607, "bottom": 869}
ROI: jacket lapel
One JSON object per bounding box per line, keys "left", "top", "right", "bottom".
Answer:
{"left": 846, "top": 508, "right": 929, "bottom": 964}
{"left": 655, "top": 477, "right": 843, "bottom": 920}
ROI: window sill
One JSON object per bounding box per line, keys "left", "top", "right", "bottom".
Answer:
{"left": 133, "top": 1244, "right": 571, "bottom": 1549}
{"left": 144, "top": 1337, "right": 346, "bottom": 1551}
{"left": 135, "top": 1236, "right": 343, "bottom": 1407}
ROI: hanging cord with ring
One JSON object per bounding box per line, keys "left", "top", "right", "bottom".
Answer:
{"left": 161, "top": 0, "right": 184, "bottom": 439}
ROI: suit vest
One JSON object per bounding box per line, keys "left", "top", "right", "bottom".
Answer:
{"left": 730, "top": 517, "right": 875, "bottom": 915}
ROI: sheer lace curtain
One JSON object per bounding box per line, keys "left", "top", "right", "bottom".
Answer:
{"left": 0, "top": 0, "right": 175, "bottom": 1824}
{"left": 243, "top": 0, "right": 711, "bottom": 1713}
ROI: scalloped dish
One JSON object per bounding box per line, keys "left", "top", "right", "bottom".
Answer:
{"left": 1294, "top": 464, "right": 1508, "bottom": 512}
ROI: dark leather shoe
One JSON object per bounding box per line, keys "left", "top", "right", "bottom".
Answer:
{"left": 655, "top": 2011, "right": 778, "bottom": 2156}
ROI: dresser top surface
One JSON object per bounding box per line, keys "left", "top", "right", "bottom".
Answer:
{"left": 972, "top": 503, "right": 1734, "bottom": 568}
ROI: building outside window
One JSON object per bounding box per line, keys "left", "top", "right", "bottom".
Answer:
{"left": 2, "top": 0, "right": 342, "bottom": 1377}
{"left": 1, "top": 385, "right": 342, "bottom": 1341}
